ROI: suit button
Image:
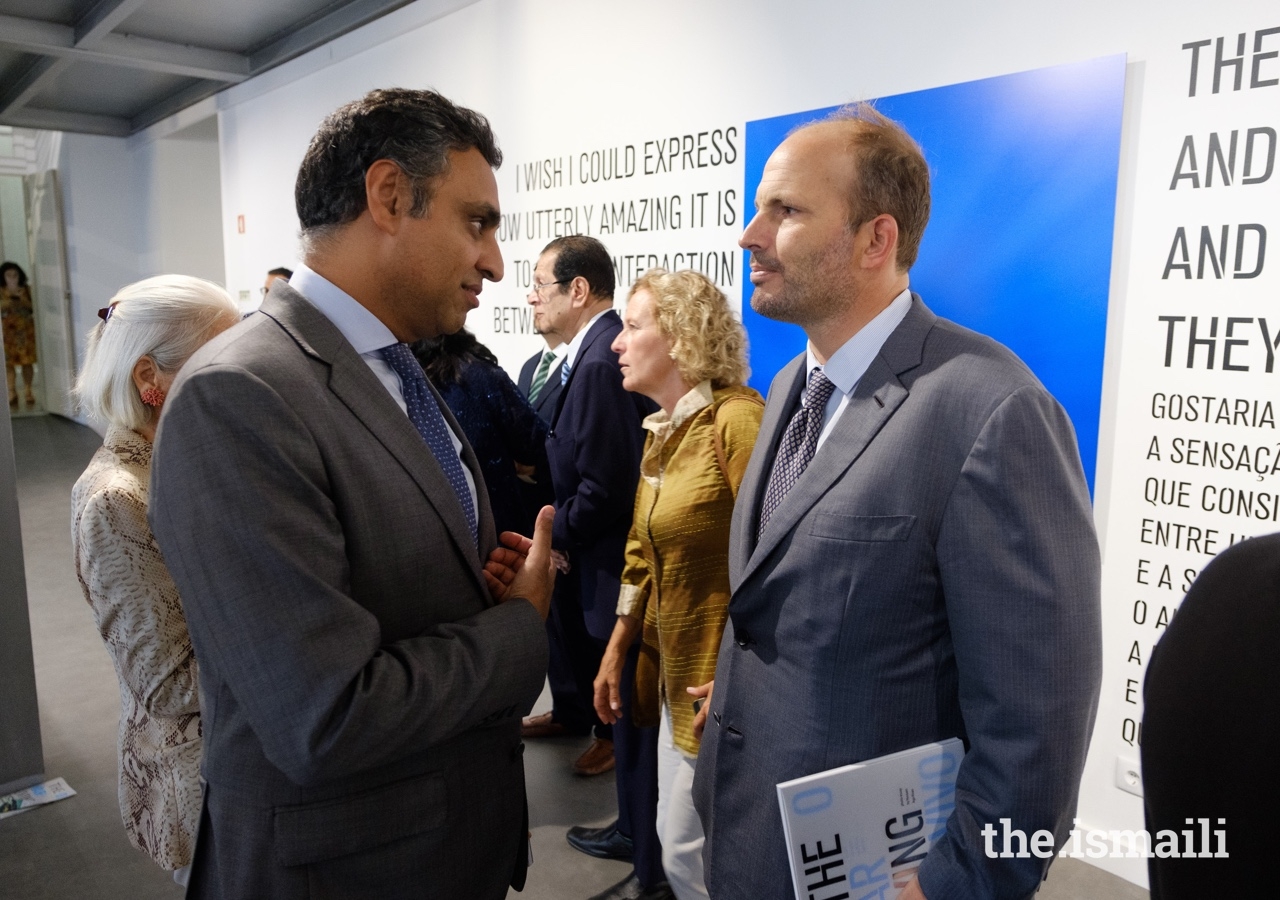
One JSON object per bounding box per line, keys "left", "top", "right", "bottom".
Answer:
{"left": 735, "top": 631, "right": 753, "bottom": 648}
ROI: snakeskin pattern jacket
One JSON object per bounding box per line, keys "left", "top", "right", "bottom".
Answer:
{"left": 71, "top": 426, "right": 202, "bottom": 871}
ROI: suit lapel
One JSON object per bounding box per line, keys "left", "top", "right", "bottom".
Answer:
{"left": 262, "top": 288, "right": 489, "bottom": 588}
{"left": 550, "top": 310, "right": 619, "bottom": 428}
{"left": 730, "top": 356, "right": 805, "bottom": 582}
{"left": 737, "top": 297, "right": 934, "bottom": 589}
{"left": 532, "top": 362, "right": 563, "bottom": 411}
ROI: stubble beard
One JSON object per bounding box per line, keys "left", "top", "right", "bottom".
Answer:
{"left": 749, "top": 239, "right": 859, "bottom": 329}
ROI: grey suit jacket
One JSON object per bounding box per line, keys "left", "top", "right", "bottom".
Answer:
{"left": 693, "top": 297, "right": 1102, "bottom": 899}
{"left": 149, "top": 284, "right": 548, "bottom": 900}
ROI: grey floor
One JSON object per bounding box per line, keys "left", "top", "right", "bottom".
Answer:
{"left": 0, "top": 414, "right": 1148, "bottom": 900}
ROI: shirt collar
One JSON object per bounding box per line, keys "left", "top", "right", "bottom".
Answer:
{"left": 806, "top": 288, "right": 913, "bottom": 395}
{"left": 564, "top": 309, "right": 610, "bottom": 371}
{"left": 642, "top": 380, "right": 713, "bottom": 434}
{"left": 290, "top": 264, "right": 398, "bottom": 354}
{"left": 103, "top": 425, "right": 152, "bottom": 466}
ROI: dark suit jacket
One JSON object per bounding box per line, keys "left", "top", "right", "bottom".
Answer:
{"left": 430, "top": 354, "right": 548, "bottom": 538}
{"left": 518, "top": 347, "right": 564, "bottom": 425}
{"left": 149, "top": 284, "right": 548, "bottom": 900}
{"left": 693, "top": 297, "right": 1102, "bottom": 899}
{"left": 1142, "top": 532, "right": 1278, "bottom": 897}
{"left": 545, "top": 310, "right": 656, "bottom": 639}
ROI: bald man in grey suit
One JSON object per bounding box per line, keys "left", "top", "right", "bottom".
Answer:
{"left": 692, "top": 106, "right": 1102, "bottom": 899}
{"left": 150, "top": 90, "right": 555, "bottom": 899}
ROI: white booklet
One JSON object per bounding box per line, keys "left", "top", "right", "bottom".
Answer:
{"left": 0, "top": 777, "right": 77, "bottom": 820}
{"left": 776, "top": 738, "right": 964, "bottom": 900}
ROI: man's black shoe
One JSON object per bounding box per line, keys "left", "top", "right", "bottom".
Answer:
{"left": 566, "top": 821, "right": 634, "bottom": 861}
{"left": 586, "top": 873, "right": 674, "bottom": 900}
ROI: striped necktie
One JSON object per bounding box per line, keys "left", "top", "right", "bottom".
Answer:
{"left": 529, "top": 350, "right": 556, "bottom": 401}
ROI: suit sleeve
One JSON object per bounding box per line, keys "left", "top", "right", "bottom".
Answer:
{"left": 149, "top": 364, "right": 547, "bottom": 787}
{"left": 615, "top": 431, "right": 656, "bottom": 619}
{"left": 918, "top": 385, "right": 1102, "bottom": 900}
{"left": 551, "top": 357, "right": 646, "bottom": 550}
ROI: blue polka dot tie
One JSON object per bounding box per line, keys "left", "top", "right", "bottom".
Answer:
{"left": 379, "top": 342, "right": 478, "bottom": 544}
{"left": 758, "top": 367, "right": 837, "bottom": 539}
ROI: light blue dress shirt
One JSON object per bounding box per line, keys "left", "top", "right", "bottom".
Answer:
{"left": 288, "top": 265, "right": 478, "bottom": 514}
{"left": 806, "top": 288, "right": 913, "bottom": 452}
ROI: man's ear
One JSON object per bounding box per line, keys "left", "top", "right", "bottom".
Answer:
{"left": 566, "top": 275, "right": 592, "bottom": 309}
{"left": 860, "top": 213, "right": 900, "bottom": 271}
{"left": 366, "top": 160, "right": 407, "bottom": 235}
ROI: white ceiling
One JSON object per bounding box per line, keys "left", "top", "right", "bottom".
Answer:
{"left": 0, "top": 0, "right": 424, "bottom": 136}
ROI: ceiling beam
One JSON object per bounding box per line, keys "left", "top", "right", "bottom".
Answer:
{"left": 130, "top": 80, "right": 223, "bottom": 133}
{"left": 0, "top": 57, "right": 71, "bottom": 115}
{"left": 75, "top": 0, "right": 154, "bottom": 46}
{"left": 0, "top": 107, "right": 131, "bottom": 138}
{"left": 0, "top": 14, "right": 249, "bottom": 82}
{"left": 248, "top": 0, "right": 417, "bottom": 73}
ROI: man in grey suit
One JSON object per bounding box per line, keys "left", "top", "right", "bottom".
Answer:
{"left": 149, "top": 89, "right": 555, "bottom": 899}
{"left": 692, "top": 105, "right": 1102, "bottom": 899}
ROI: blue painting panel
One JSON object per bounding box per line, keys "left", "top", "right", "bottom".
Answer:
{"left": 741, "top": 55, "right": 1127, "bottom": 493}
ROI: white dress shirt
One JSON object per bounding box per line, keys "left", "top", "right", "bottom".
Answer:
{"left": 288, "top": 265, "right": 478, "bottom": 514}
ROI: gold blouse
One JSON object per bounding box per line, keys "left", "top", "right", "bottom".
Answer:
{"left": 619, "top": 382, "right": 764, "bottom": 754}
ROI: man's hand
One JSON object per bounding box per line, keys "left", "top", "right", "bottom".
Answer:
{"left": 688, "top": 680, "right": 714, "bottom": 739}
{"left": 483, "top": 505, "right": 556, "bottom": 620}
{"left": 897, "top": 877, "right": 927, "bottom": 900}
{"left": 550, "top": 549, "right": 571, "bottom": 573}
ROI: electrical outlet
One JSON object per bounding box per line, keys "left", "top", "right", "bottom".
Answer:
{"left": 1115, "top": 755, "right": 1143, "bottom": 797}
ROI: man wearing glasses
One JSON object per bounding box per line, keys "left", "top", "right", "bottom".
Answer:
{"left": 526, "top": 236, "right": 666, "bottom": 899}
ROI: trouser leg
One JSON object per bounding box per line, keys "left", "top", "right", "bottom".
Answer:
{"left": 658, "top": 706, "right": 709, "bottom": 900}
{"left": 613, "top": 640, "right": 663, "bottom": 887}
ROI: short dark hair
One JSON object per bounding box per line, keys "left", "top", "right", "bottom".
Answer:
{"left": 542, "top": 235, "right": 615, "bottom": 300}
{"left": 295, "top": 88, "right": 502, "bottom": 245}
{"left": 267, "top": 267, "right": 293, "bottom": 279}
{"left": 810, "top": 103, "right": 932, "bottom": 272}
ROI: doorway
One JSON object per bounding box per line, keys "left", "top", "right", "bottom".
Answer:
{"left": 1, "top": 127, "right": 76, "bottom": 420}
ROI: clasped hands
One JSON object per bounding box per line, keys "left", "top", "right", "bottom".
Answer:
{"left": 483, "top": 504, "right": 558, "bottom": 620}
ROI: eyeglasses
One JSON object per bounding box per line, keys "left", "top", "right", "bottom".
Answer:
{"left": 528, "top": 279, "right": 568, "bottom": 298}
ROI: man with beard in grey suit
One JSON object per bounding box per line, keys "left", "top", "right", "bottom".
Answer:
{"left": 149, "top": 89, "right": 555, "bottom": 900}
{"left": 692, "top": 104, "right": 1102, "bottom": 900}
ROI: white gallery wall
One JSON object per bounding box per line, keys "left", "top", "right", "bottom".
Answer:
{"left": 58, "top": 117, "right": 223, "bottom": 377}
{"left": 49, "top": 0, "right": 1278, "bottom": 888}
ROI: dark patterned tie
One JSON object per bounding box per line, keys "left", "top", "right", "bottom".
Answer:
{"left": 379, "top": 342, "right": 478, "bottom": 543}
{"left": 528, "top": 350, "right": 556, "bottom": 401}
{"left": 758, "top": 368, "right": 837, "bottom": 538}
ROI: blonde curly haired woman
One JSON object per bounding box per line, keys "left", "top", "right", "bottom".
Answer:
{"left": 594, "top": 269, "right": 763, "bottom": 900}
{"left": 71, "top": 275, "right": 238, "bottom": 884}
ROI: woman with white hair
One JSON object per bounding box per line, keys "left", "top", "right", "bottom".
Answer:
{"left": 70, "top": 275, "right": 239, "bottom": 883}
